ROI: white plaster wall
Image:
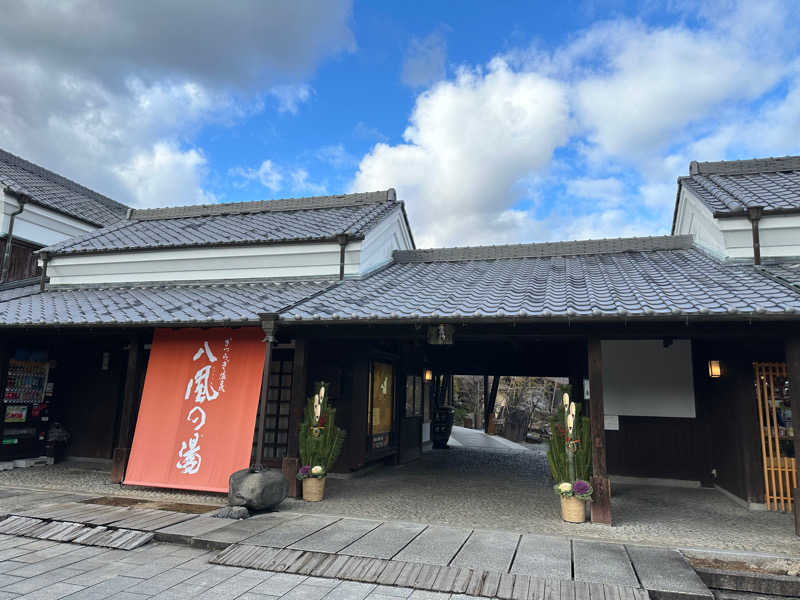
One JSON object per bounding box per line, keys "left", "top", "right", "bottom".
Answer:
{"left": 673, "top": 188, "right": 726, "bottom": 257}
{"left": 719, "top": 213, "right": 800, "bottom": 260}
{"left": 46, "top": 242, "right": 362, "bottom": 285}
{"left": 1, "top": 192, "right": 97, "bottom": 246}
{"left": 360, "top": 207, "right": 414, "bottom": 275}
{"left": 675, "top": 187, "right": 800, "bottom": 260}
{"left": 601, "top": 340, "right": 696, "bottom": 419}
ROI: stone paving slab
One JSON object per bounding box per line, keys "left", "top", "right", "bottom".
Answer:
{"left": 195, "top": 513, "right": 303, "bottom": 549}
{"left": 450, "top": 529, "right": 520, "bottom": 573}
{"left": 392, "top": 525, "right": 472, "bottom": 566}
{"left": 340, "top": 521, "right": 426, "bottom": 559}
{"left": 573, "top": 540, "right": 639, "bottom": 588}
{"left": 627, "top": 545, "right": 713, "bottom": 599}
{"left": 155, "top": 515, "right": 234, "bottom": 545}
{"left": 243, "top": 515, "right": 340, "bottom": 548}
{"left": 509, "top": 533, "right": 572, "bottom": 580}
{"left": 289, "top": 518, "right": 380, "bottom": 554}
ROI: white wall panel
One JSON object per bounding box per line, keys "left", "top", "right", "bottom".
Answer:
{"left": 601, "top": 340, "right": 696, "bottom": 419}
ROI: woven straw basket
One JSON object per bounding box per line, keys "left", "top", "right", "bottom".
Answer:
{"left": 560, "top": 496, "right": 586, "bottom": 523}
{"left": 303, "top": 477, "right": 326, "bottom": 502}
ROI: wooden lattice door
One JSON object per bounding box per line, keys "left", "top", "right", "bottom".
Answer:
{"left": 252, "top": 349, "right": 294, "bottom": 466}
{"left": 754, "top": 362, "right": 796, "bottom": 511}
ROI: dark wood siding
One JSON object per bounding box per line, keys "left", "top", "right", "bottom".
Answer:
{"left": 606, "top": 417, "right": 703, "bottom": 480}
{"left": 0, "top": 237, "right": 41, "bottom": 282}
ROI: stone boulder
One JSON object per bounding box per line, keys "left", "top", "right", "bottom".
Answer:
{"left": 213, "top": 506, "right": 250, "bottom": 519}
{"left": 228, "top": 468, "right": 288, "bottom": 511}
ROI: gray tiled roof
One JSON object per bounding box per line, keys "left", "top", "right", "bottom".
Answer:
{"left": 0, "top": 280, "right": 331, "bottom": 327}
{"left": 42, "top": 190, "right": 401, "bottom": 255}
{"left": 0, "top": 148, "right": 128, "bottom": 227}
{"left": 680, "top": 156, "right": 800, "bottom": 215}
{"left": 282, "top": 236, "right": 800, "bottom": 322}
{"left": 760, "top": 262, "right": 800, "bottom": 290}
{"left": 0, "top": 278, "right": 40, "bottom": 303}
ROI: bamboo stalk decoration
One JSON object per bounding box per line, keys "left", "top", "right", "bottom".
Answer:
{"left": 565, "top": 393, "right": 576, "bottom": 484}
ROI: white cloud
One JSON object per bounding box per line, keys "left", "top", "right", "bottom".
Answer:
{"left": 353, "top": 58, "right": 570, "bottom": 247}
{"left": 114, "top": 142, "right": 216, "bottom": 208}
{"left": 0, "top": 1, "right": 353, "bottom": 208}
{"left": 270, "top": 84, "right": 313, "bottom": 114}
{"left": 566, "top": 177, "right": 625, "bottom": 208}
{"left": 316, "top": 144, "right": 358, "bottom": 169}
{"left": 353, "top": 1, "right": 800, "bottom": 247}
{"left": 290, "top": 169, "right": 327, "bottom": 196}
{"left": 573, "top": 19, "right": 782, "bottom": 157}
{"left": 402, "top": 31, "right": 447, "bottom": 88}
{"left": 228, "top": 160, "right": 283, "bottom": 192}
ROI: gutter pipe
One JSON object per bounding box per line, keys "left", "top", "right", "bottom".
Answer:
{"left": 747, "top": 206, "right": 763, "bottom": 266}
{"left": 1, "top": 189, "right": 28, "bottom": 283}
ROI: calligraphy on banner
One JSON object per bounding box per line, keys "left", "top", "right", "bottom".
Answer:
{"left": 124, "top": 328, "right": 265, "bottom": 493}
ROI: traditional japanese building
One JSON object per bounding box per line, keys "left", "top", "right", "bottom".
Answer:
{"left": 0, "top": 152, "right": 798, "bottom": 532}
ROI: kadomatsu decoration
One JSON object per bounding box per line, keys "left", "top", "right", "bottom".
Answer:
{"left": 297, "top": 383, "right": 346, "bottom": 501}
{"left": 548, "top": 392, "right": 593, "bottom": 522}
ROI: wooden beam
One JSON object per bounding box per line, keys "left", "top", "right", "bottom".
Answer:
{"left": 254, "top": 314, "right": 278, "bottom": 470}
{"left": 587, "top": 337, "right": 611, "bottom": 525}
{"left": 111, "top": 334, "right": 142, "bottom": 483}
{"left": 284, "top": 338, "right": 307, "bottom": 498}
{"left": 785, "top": 337, "right": 800, "bottom": 536}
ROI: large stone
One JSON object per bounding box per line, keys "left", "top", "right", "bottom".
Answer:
{"left": 228, "top": 468, "right": 288, "bottom": 511}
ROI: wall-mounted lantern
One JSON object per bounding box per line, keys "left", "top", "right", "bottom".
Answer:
{"left": 708, "top": 360, "right": 722, "bottom": 378}
{"left": 424, "top": 369, "right": 433, "bottom": 382}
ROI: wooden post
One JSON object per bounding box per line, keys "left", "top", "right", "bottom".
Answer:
{"left": 254, "top": 314, "right": 278, "bottom": 470}
{"left": 283, "top": 338, "right": 307, "bottom": 497}
{"left": 482, "top": 375, "right": 489, "bottom": 432}
{"left": 111, "top": 334, "right": 142, "bottom": 483}
{"left": 786, "top": 337, "right": 800, "bottom": 536}
{"left": 486, "top": 375, "right": 500, "bottom": 433}
{"left": 587, "top": 337, "right": 612, "bottom": 525}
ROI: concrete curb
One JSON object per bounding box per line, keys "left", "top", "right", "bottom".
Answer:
{"left": 696, "top": 567, "right": 800, "bottom": 597}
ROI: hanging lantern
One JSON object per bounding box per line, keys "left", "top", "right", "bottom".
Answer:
{"left": 562, "top": 392, "right": 570, "bottom": 408}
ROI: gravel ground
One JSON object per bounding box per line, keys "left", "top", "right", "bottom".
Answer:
{"left": 0, "top": 428, "right": 796, "bottom": 556}
{"left": 0, "top": 461, "right": 227, "bottom": 506}
{"left": 283, "top": 427, "right": 800, "bottom": 556}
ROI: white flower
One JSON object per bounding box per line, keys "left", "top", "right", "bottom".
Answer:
{"left": 311, "top": 465, "right": 324, "bottom": 475}
{"left": 558, "top": 482, "right": 572, "bottom": 493}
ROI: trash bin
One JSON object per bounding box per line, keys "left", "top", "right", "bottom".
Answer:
{"left": 432, "top": 407, "right": 455, "bottom": 449}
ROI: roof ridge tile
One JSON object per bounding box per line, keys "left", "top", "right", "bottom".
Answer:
{"left": 393, "top": 235, "right": 693, "bottom": 263}
{"left": 129, "top": 189, "right": 396, "bottom": 221}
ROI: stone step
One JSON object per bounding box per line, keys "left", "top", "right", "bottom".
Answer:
{"left": 627, "top": 545, "right": 713, "bottom": 600}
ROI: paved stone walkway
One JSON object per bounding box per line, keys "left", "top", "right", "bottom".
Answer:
{"left": 0, "top": 427, "right": 795, "bottom": 555}
{"left": 0, "top": 491, "right": 713, "bottom": 599}
{"left": 0, "top": 534, "right": 455, "bottom": 599}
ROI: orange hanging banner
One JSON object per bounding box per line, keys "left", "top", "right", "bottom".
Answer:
{"left": 124, "top": 327, "right": 266, "bottom": 493}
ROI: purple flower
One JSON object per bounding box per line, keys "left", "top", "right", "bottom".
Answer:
{"left": 299, "top": 465, "right": 311, "bottom": 476}
{"left": 573, "top": 480, "right": 590, "bottom": 495}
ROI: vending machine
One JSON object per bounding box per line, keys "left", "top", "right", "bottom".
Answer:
{"left": 1, "top": 350, "right": 52, "bottom": 461}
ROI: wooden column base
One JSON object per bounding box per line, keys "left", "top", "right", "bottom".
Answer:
{"left": 282, "top": 457, "right": 300, "bottom": 498}
{"left": 591, "top": 476, "right": 612, "bottom": 525}
{"left": 110, "top": 448, "right": 130, "bottom": 484}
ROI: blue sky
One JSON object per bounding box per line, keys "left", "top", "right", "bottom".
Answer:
{"left": 1, "top": 1, "right": 799, "bottom": 247}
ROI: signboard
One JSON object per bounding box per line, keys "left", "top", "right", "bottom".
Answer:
{"left": 124, "top": 327, "right": 266, "bottom": 492}
{"left": 4, "top": 405, "right": 27, "bottom": 423}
